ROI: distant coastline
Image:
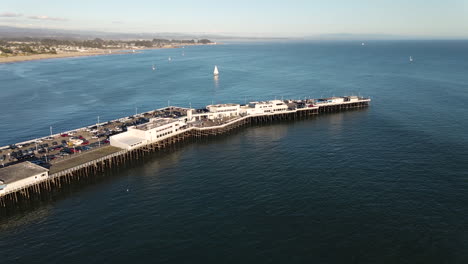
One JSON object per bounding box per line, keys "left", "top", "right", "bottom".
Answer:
{"left": 0, "top": 50, "right": 130, "bottom": 64}
{"left": 0, "top": 43, "right": 216, "bottom": 64}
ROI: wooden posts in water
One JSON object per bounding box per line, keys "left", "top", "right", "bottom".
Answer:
{"left": 0, "top": 102, "right": 368, "bottom": 212}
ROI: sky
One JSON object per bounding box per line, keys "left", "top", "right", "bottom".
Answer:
{"left": 1, "top": 0, "right": 467, "bottom": 38}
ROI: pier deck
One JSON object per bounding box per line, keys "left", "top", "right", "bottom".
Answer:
{"left": 48, "top": 146, "right": 121, "bottom": 174}
{"left": 0, "top": 96, "right": 370, "bottom": 208}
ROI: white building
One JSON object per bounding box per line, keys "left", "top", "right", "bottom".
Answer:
{"left": 110, "top": 118, "right": 186, "bottom": 150}
{"left": 241, "top": 100, "right": 289, "bottom": 115}
{"left": 0, "top": 162, "right": 49, "bottom": 195}
{"left": 315, "top": 96, "right": 360, "bottom": 105}
{"left": 206, "top": 103, "right": 240, "bottom": 119}
{"left": 344, "top": 96, "right": 360, "bottom": 102}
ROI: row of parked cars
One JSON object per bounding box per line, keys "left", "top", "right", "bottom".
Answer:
{"left": 2, "top": 137, "right": 110, "bottom": 165}
{"left": 1, "top": 115, "right": 150, "bottom": 167}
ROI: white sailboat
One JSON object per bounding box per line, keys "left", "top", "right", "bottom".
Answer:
{"left": 213, "top": 65, "right": 219, "bottom": 76}
{"left": 152, "top": 64, "right": 156, "bottom": 71}
{"left": 168, "top": 57, "right": 172, "bottom": 61}
{"left": 361, "top": 42, "right": 365, "bottom": 46}
{"left": 409, "top": 56, "right": 413, "bottom": 62}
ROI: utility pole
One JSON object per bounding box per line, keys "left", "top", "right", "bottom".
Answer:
{"left": 97, "top": 116, "right": 101, "bottom": 148}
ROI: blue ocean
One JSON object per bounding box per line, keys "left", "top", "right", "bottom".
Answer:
{"left": 1, "top": 41, "right": 468, "bottom": 263}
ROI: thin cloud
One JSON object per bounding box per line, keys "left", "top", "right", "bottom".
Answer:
{"left": 28, "top": 15, "right": 68, "bottom": 21}
{"left": 0, "top": 12, "right": 22, "bottom": 17}
{"left": 112, "top": 21, "right": 124, "bottom": 24}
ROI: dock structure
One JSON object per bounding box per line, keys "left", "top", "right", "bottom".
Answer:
{"left": 0, "top": 96, "right": 370, "bottom": 210}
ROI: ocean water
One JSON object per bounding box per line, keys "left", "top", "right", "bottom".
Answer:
{"left": 1, "top": 41, "right": 468, "bottom": 263}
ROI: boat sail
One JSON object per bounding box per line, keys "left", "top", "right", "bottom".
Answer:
{"left": 213, "top": 65, "right": 219, "bottom": 76}
{"left": 409, "top": 56, "right": 413, "bottom": 62}
{"left": 152, "top": 64, "right": 156, "bottom": 71}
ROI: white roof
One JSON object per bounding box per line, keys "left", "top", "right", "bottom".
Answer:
{"left": 137, "top": 118, "right": 178, "bottom": 131}
{"left": 0, "top": 162, "right": 49, "bottom": 184}
{"left": 116, "top": 136, "right": 145, "bottom": 146}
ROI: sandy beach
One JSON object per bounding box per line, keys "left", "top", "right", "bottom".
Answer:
{"left": 0, "top": 43, "right": 215, "bottom": 64}
{"left": 0, "top": 50, "right": 133, "bottom": 64}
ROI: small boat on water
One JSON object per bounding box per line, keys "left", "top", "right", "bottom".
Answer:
{"left": 168, "top": 57, "right": 172, "bottom": 61}
{"left": 409, "top": 56, "right": 413, "bottom": 62}
{"left": 152, "top": 64, "right": 156, "bottom": 71}
{"left": 213, "top": 65, "right": 219, "bottom": 76}
{"left": 361, "top": 42, "right": 365, "bottom": 46}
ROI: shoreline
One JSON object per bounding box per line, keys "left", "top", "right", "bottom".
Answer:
{"left": 0, "top": 51, "right": 132, "bottom": 64}
{"left": 0, "top": 43, "right": 216, "bottom": 65}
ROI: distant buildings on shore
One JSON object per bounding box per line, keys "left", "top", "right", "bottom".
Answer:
{"left": 0, "top": 38, "right": 214, "bottom": 56}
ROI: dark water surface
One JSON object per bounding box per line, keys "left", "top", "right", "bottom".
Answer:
{"left": 1, "top": 41, "right": 468, "bottom": 263}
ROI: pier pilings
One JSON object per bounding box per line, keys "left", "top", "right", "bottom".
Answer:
{"left": 0, "top": 102, "right": 368, "bottom": 212}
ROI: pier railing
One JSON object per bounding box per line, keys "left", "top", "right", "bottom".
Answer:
{"left": 0, "top": 98, "right": 370, "bottom": 199}
{"left": 0, "top": 149, "right": 129, "bottom": 197}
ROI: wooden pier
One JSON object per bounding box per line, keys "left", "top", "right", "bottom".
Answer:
{"left": 0, "top": 99, "right": 369, "bottom": 212}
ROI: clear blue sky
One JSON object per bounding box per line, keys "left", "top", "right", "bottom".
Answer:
{"left": 1, "top": 0, "right": 467, "bottom": 38}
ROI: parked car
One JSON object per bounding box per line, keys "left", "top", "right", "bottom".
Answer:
{"left": 30, "top": 160, "right": 45, "bottom": 165}
{"left": 69, "top": 148, "right": 79, "bottom": 153}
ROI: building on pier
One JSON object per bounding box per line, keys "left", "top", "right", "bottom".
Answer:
{"left": 206, "top": 104, "right": 240, "bottom": 119}
{"left": 242, "top": 100, "right": 289, "bottom": 115}
{"left": 110, "top": 118, "right": 186, "bottom": 150}
{"left": 0, "top": 161, "right": 49, "bottom": 194}
{"left": 315, "top": 96, "right": 361, "bottom": 105}
{"left": 109, "top": 96, "right": 370, "bottom": 150}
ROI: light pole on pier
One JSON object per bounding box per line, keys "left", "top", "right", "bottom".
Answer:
{"left": 97, "top": 116, "right": 101, "bottom": 148}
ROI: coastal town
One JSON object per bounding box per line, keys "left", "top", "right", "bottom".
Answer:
{"left": 0, "top": 38, "right": 214, "bottom": 63}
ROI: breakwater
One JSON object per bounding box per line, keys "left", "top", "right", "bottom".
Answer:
{"left": 0, "top": 97, "right": 369, "bottom": 212}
